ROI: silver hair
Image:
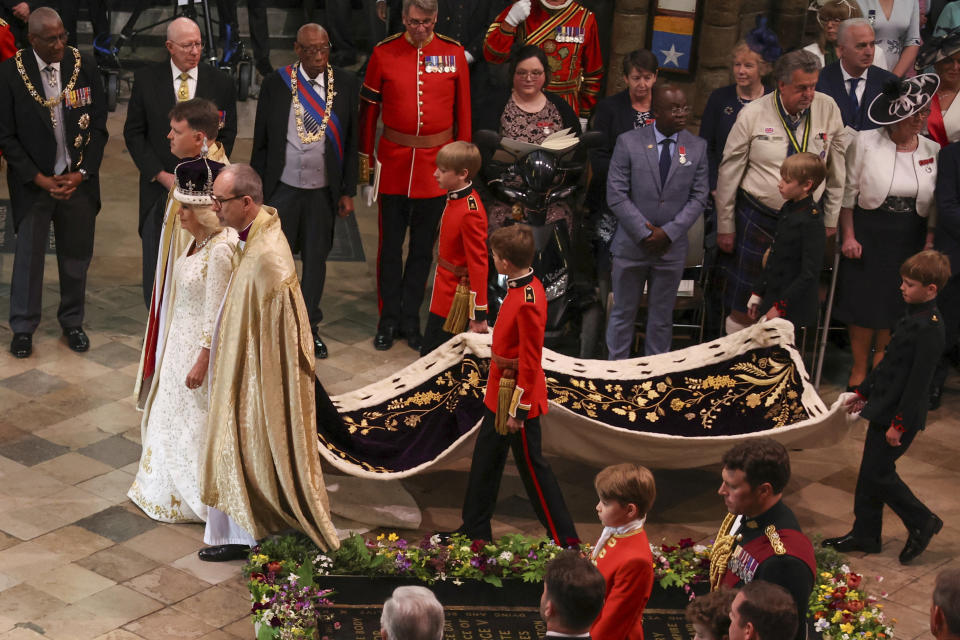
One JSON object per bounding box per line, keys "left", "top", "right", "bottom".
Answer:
{"left": 934, "top": 568, "right": 960, "bottom": 635}
{"left": 167, "top": 16, "right": 200, "bottom": 42}
{"left": 380, "top": 586, "right": 444, "bottom": 640}
{"left": 28, "top": 7, "right": 62, "bottom": 35}
{"left": 773, "top": 49, "right": 822, "bottom": 85}
{"left": 837, "top": 18, "right": 874, "bottom": 48}
{"left": 403, "top": 0, "right": 438, "bottom": 16}
{"left": 219, "top": 164, "right": 264, "bottom": 205}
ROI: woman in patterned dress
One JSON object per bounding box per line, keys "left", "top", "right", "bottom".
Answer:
{"left": 128, "top": 157, "right": 238, "bottom": 523}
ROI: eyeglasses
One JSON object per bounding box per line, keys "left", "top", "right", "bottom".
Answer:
{"left": 37, "top": 31, "right": 69, "bottom": 46}
{"left": 515, "top": 70, "right": 545, "bottom": 78}
{"left": 909, "top": 108, "right": 932, "bottom": 119}
{"left": 211, "top": 194, "right": 244, "bottom": 208}
{"left": 297, "top": 44, "right": 332, "bottom": 56}
{"left": 668, "top": 106, "right": 691, "bottom": 116}
{"left": 172, "top": 40, "right": 203, "bottom": 52}
{"left": 405, "top": 17, "right": 436, "bottom": 27}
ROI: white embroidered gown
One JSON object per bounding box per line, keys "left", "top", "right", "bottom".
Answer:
{"left": 129, "top": 229, "right": 237, "bottom": 522}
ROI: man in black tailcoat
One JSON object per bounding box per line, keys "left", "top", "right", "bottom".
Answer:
{"left": 0, "top": 7, "right": 108, "bottom": 358}
{"left": 123, "top": 16, "right": 237, "bottom": 307}
{"left": 250, "top": 23, "right": 358, "bottom": 360}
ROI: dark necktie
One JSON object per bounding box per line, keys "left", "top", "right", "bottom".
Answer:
{"left": 847, "top": 77, "right": 861, "bottom": 115}
{"left": 659, "top": 138, "right": 672, "bottom": 186}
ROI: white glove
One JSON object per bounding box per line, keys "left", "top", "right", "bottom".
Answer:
{"left": 362, "top": 185, "right": 376, "bottom": 207}
{"left": 578, "top": 117, "right": 588, "bottom": 132}
{"left": 464, "top": 50, "right": 475, "bottom": 65}
{"left": 505, "top": 0, "right": 531, "bottom": 27}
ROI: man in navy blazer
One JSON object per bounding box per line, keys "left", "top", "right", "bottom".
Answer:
{"left": 605, "top": 83, "right": 708, "bottom": 358}
{"left": 931, "top": 141, "right": 960, "bottom": 406}
{"left": 816, "top": 18, "right": 895, "bottom": 133}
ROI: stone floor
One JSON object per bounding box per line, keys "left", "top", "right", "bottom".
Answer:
{"left": 1, "top": 69, "right": 958, "bottom": 640}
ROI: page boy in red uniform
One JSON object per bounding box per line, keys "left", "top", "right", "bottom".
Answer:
{"left": 421, "top": 141, "right": 489, "bottom": 356}
{"left": 591, "top": 463, "right": 656, "bottom": 640}
{"left": 449, "top": 224, "right": 578, "bottom": 546}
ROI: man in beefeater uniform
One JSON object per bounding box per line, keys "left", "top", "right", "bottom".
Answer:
{"left": 483, "top": 0, "right": 602, "bottom": 122}
{"left": 359, "top": 0, "right": 471, "bottom": 352}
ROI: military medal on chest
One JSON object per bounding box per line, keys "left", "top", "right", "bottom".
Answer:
{"left": 678, "top": 144, "right": 687, "bottom": 165}
{"left": 15, "top": 47, "right": 82, "bottom": 130}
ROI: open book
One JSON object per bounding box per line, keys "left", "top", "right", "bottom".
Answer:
{"left": 493, "top": 128, "right": 580, "bottom": 162}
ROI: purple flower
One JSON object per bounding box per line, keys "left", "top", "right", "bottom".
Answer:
{"left": 527, "top": 551, "right": 538, "bottom": 560}
{"left": 396, "top": 539, "right": 408, "bottom": 549}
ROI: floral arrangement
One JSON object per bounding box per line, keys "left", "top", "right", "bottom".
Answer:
{"left": 245, "top": 536, "right": 341, "bottom": 640}
{"left": 650, "top": 537, "right": 712, "bottom": 598}
{"left": 809, "top": 545, "right": 894, "bottom": 640}
{"left": 319, "top": 532, "right": 579, "bottom": 587}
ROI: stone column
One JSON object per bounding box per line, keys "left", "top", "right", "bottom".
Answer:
{"left": 607, "top": 0, "right": 650, "bottom": 95}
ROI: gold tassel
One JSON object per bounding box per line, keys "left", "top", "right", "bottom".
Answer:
{"left": 443, "top": 282, "right": 471, "bottom": 334}
{"left": 495, "top": 375, "right": 516, "bottom": 435}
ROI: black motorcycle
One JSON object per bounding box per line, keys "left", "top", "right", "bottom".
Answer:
{"left": 475, "top": 129, "right": 605, "bottom": 358}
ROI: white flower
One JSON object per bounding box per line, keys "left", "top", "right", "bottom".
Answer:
{"left": 693, "top": 545, "right": 707, "bottom": 553}
{"left": 460, "top": 545, "right": 471, "bottom": 553}
{"left": 287, "top": 573, "right": 299, "bottom": 583}
{"left": 840, "top": 564, "right": 850, "bottom": 574}
{"left": 814, "top": 618, "right": 830, "bottom": 632}
{"left": 452, "top": 578, "right": 463, "bottom": 585}
{"left": 430, "top": 534, "right": 441, "bottom": 546}
{"left": 499, "top": 551, "right": 514, "bottom": 563}
{"left": 262, "top": 611, "right": 275, "bottom": 623}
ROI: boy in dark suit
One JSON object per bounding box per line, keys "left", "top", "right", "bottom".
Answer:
{"left": 747, "top": 151, "right": 826, "bottom": 344}
{"left": 824, "top": 250, "right": 951, "bottom": 564}
{"left": 451, "top": 224, "right": 578, "bottom": 547}
{"left": 421, "top": 141, "right": 489, "bottom": 356}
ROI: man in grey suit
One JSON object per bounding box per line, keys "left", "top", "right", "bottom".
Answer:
{"left": 605, "top": 83, "right": 708, "bottom": 358}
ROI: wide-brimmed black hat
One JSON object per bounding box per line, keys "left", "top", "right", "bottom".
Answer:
{"left": 916, "top": 27, "right": 960, "bottom": 70}
{"left": 173, "top": 155, "right": 225, "bottom": 205}
{"left": 867, "top": 74, "right": 940, "bottom": 126}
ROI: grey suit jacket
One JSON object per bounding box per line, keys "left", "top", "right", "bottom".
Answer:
{"left": 606, "top": 126, "right": 708, "bottom": 260}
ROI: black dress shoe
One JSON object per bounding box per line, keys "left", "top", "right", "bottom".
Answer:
{"left": 63, "top": 327, "right": 90, "bottom": 352}
{"left": 822, "top": 532, "right": 882, "bottom": 554}
{"left": 404, "top": 329, "right": 423, "bottom": 352}
{"left": 900, "top": 514, "right": 943, "bottom": 564}
{"left": 10, "top": 333, "right": 32, "bottom": 358}
{"left": 312, "top": 330, "right": 328, "bottom": 359}
{"left": 929, "top": 386, "right": 942, "bottom": 411}
{"left": 198, "top": 544, "right": 251, "bottom": 562}
{"left": 374, "top": 327, "right": 396, "bottom": 351}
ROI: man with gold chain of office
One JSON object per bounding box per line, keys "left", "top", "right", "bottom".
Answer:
{"left": 711, "top": 439, "right": 816, "bottom": 640}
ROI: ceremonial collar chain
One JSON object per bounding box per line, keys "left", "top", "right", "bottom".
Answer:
{"left": 16, "top": 47, "right": 81, "bottom": 115}
{"left": 291, "top": 62, "right": 335, "bottom": 145}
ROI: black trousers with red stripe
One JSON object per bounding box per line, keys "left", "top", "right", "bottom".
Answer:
{"left": 460, "top": 408, "right": 578, "bottom": 546}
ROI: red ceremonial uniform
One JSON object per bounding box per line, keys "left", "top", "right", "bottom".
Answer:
{"left": 0, "top": 19, "right": 15, "bottom": 63}
{"left": 359, "top": 32, "right": 472, "bottom": 198}
{"left": 485, "top": 270, "right": 548, "bottom": 421}
{"left": 429, "top": 185, "right": 489, "bottom": 321}
{"left": 483, "top": 1, "right": 603, "bottom": 117}
{"left": 592, "top": 528, "right": 654, "bottom": 640}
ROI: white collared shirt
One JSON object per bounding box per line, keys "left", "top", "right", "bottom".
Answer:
{"left": 171, "top": 59, "right": 198, "bottom": 100}
{"left": 840, "top": 63, "right": 869, "bottom": 106}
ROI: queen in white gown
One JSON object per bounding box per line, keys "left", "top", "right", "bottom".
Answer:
{"left": 129, "top": 157, "right": 237, "bottom": 523}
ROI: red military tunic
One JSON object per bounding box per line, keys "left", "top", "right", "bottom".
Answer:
{"left": 483, "top": 1, "right": 603, "bottom": 117}
{"left": 359, "top": 31, "right": 472, "bottom": 199}
{"left": 0, "top": 19, "right": 15, "bottom": 62}
{"left": 429, "top": 184, "right": 489, "bottom": 321}
{"left": 592, "top": 528, "right": 654, "bottom": 640}
{"left": 485, "top": 270, "right": 548, "bottom": 421}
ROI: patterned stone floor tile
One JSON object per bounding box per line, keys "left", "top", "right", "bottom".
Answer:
{"left": 82, "top": 342, "right": 143, "bottom": 371}
{"left": 77, "top": 435, "right": 142, "bottom": 469}
{"left": 169, "top": 585, "right": 250, "bottom": 629}
{"left": 74, "top": 505, "right": 158, "bottom": 544}
{"left": 124, "top": 566, "right": 210, "bottom": 606}
{"left": 34, "top": 453, "right": 115, "bottom": 485}
{"left": 122, "top": 526, "right": 206, "bottom": 565}
{"left": 0, "top": 434, "right": 70, "bottom": 467}
{"left": 0, "top": 573, "right": 21, "bottom": 594}
{"left": 33, "top": 420, "right": 113, "bottom": 450}
{"left": 77, "top": 469, "right": 137, "bottom": 505}
{"left": 77, "top": 401, "right": 142, "bottom": 436}
{"left": 0, "top": 487, "right": 114, "bottom": 540}
{"left": 218, "top": 618, "right": 252, "bottom": 639}
{"left": 25, "top": 562, "right": 116, "bottom": 604}
{"left": 28, "top": 525, "right": 116, "bottom": 563}
{"left": 0, "top": 465, "right": 69, "bottom": 500}
{"left": 92, "top": 631, "right": 148, "bottom": 640}
{"left": 0, "top": 369, "right": 70, "bottom": 397}
{"left": 121, "top": 608, "right": 216, "bottom": 640}
{"left": 73, "top": 585, "right": 165, "bottom": 627}
{"left": 0, "top": 584, "right": 68, "bottom": 634}
{"left": 170, "top": 552, "right": 243, "bottom": 586}
{"left": 0, "top": 627, "right": 48, "bottom": 640}
{"left": 75, "top": 545, "right": 160, "bottom": 584}
{"left": 0, "top": 400, "right": 71, "bottom": 434}
{"left": 196, "top": 631, "right": 240, "bottom": 640}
